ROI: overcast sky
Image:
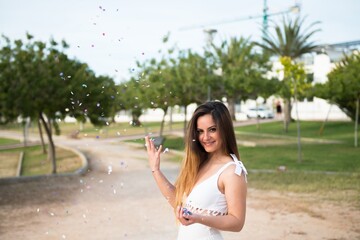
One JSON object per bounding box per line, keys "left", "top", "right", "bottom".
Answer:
{"left": 1, "top": 0, "right": 359, "bottom": 83}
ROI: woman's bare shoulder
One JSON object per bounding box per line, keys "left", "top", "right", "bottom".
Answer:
{"left": 221, "top": 163, "right": 247, "bottom": 182}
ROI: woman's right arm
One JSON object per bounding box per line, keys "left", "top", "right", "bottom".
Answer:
{"left": 145, "top": 136, "right": 176, "bottom": 208}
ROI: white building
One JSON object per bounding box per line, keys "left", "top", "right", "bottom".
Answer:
{"left": 290, "top": 41, "right": 360, "bottom": 121}
{"left": 239, "top": 41, "right": 360, "bottom": 122}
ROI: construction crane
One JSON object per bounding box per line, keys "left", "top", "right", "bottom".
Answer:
{"left": 179, "top": 1, "right": 301, "bottom": 40}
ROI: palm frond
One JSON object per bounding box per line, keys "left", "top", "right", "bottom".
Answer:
{"left": 256, "top": 16, "right": 321, "bottom": 59}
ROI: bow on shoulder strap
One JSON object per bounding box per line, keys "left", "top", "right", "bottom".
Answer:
{"left": 230, "top": 154, "right": 248, "bottom": 182}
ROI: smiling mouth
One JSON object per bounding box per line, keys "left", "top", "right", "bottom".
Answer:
{"left": 202, "top": 141, "right": 215, "bottom": 147}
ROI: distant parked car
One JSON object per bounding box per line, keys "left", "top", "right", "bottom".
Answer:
{"left": 245, "top": 106, "right": 274, "bottom": 119}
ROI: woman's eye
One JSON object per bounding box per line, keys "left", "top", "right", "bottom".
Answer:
{"left": 209, "top": 128, "right": 216, "bottom": 133}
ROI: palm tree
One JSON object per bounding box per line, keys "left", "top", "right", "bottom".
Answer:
{"left": 256, "top": 16, "right": 320, "bottom": 132}
{"left": 255, "top": 16, "right": 320, "bottom": 163}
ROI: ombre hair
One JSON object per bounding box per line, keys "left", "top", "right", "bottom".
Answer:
{"left": 174, "top": 101, "right": 240, "bottom": 208}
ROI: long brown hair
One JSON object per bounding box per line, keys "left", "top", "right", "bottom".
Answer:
{"left": 174, "top": 101, "right": 240, "bottom": 208}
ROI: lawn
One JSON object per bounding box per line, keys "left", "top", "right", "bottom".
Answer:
{"left": 235, "top": 121, "right": 356, "bottom": 144}
{"left": 0, "top": 145, "right": 83, "bottom": 177}
{"left": 128, "top": 120, "right": 360, "bottom": 205}
{"left": 0, "top": 152, "right": 20, "bottom": 177}
{"left": 128, "top": 121, "right": 360, "bottom": 172}
{"left": 0, "top": 121, "right": 185, "bottom": 139}
{"left": 0, "top": 137, "right": 20, "bottom": 145}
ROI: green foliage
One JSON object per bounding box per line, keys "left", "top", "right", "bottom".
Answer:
{"left": 115, "top": 78, "right": 148, "bottom": 126}
{"left": 171, "top": 49, "right": 210, "bottom": 105}
{"left": 318, "top": 51, "right": 360, "bottom": 121}
{"left": 0, "top": 34, "right": 117, "bottom": 172}
{"left": 209, "top": 37, "right": 276, "bottom": 119}
{"left": 279, "top": 56, "right": 312, "bottom": 100}
{"left": 137, "top": 57, "right": 176, "bottom": 112}
{"left": 0, "top": 34, "right": 116, "bottom": 126}
{"left": 210, "top": 37, "right": 274, "bottom": 100}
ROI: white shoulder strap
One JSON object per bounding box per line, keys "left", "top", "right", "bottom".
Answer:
{"left": 216, "top": 161, "right": 235, "bottom": 176}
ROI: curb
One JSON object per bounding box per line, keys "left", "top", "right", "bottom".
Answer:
{"left": 16, "top": 151, "right": 24, "bottom": 176}
{"left": 56, "top": 144, "right": 89, "bottom": 175}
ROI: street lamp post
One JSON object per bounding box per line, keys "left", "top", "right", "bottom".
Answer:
{"left": 204, "top": 29, "right": 217, "bottom": 101}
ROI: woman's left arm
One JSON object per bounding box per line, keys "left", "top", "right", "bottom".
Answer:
{"left": 176, "top": 165, "right": 247, "bottom": 232}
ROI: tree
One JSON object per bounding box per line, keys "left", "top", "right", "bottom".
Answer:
{"left": 116, "top": 78, "right": 147, "bottom": 127}
{"left": 140, "top": 58, "right": 177, "bottom": 136}
{"left": 317, "top": 51, "right": 360, "bottom": 147}
{"left": 0, "top": 35, "right": 18, "bottom": 124}
{"left": 210, "top": 37, "right": 274, "bottom": 120}
{"left": 280, "top": 56, "right": 311, "bottom": 162}
{"left": 170, "top": 49, "right": 210, "bottom": 133}
{"left": 255, "top": 16, "right": 320, "bottom": 132}
{"left": 0, "top": 34, "right": 116, "bottom": 173}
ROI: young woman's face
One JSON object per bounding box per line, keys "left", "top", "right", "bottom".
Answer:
{"left": 196, "top": 114, "right": 222, "bottom": 154}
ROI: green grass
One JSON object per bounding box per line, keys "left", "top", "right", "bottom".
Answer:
{"left": 21, "top": 145, "right": 82, "bottom": 176}
{"left": 0, "top": 152, "right": 20, "bottom": 177}
{"left": 0, "top": 137, "right": 20, "bottom": 145}
{"left": 0, "top": 145, "right": 83, "bottom": 177}
{"left": 164, "top": 136, "right": 185, "bottom": 150}
{"left": 240, "top": 143, "right": 360, "bottom": 172}
{"left": 20, "top": 146, "right": 52, "bottom": 175}
{"left": 235, "top": 121, "right": 356, "bottom": 144}
{"left": 135, "top": 121, "right": 360, "bottom": 173}
{"left": 2, "top": 121, "right": 185, "bottom": 139}
{"left": 247, "top": 172, "right": 360, "bottom": 205}
{"left": 130, "top": 121, "right": 360, "bottom": 173}
{"left": 126, "top": 120, "right": 360, "bottom": 206}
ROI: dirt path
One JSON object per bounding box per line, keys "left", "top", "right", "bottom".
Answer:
{"left": 0, "top": 131, "right": 359, "bottom": 239}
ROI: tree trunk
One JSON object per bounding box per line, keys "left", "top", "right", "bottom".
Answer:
{"left": 131, "top": 113, "right": 141, "bottom": 126}
{"left": 283, "top": 98, "right": 292, "bottom": 132}
{"left": 227, "top": 97, "right": 236, "bottom": 121}
{"left": 355, "top": 97, "right": 359, "bottom": 147}
{"left": 255, "top": 101, "right": 260, "bottom": 131}
{"left": 319, "top": 104, "right": 333, "bottom": 135}
{"left": 22, "top": 122, "right": 27, "bottom": 147}
{"left": 48, "top": 118, "right": 52, "bottom": 135}
{"left": 169, "top": 106, "right": 173, "bottom": 131}
{"left": 183, "top": 105, "right": 188, "bottom": 136}
{"left": 39, "top": 113, "right": 56, "bottom": 174}
{"left": 22, "top": 118, "right": 30, "bottom": 147}
{"left": 159, "top": 107, "right": 168, "bottom": 137}
{"left": 38, "top": 118, "right": 47, "bottom": 154}
{"left": 293, "top": 84, "right": 302, "bottom": 163}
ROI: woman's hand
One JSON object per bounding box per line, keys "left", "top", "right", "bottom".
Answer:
{"left": 145, "top": 136, "right": 162, "bottom": 172}
{"left": 176, "top": 206, "right": 198, "bottom": 226}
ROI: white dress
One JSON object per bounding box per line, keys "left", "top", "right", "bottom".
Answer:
{"left": 177, "top": 154, "right": 247, "bottom": 240}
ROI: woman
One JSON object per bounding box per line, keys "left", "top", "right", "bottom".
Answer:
{"left": 145, "top": 101, "right": 247, "bottom": 240}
